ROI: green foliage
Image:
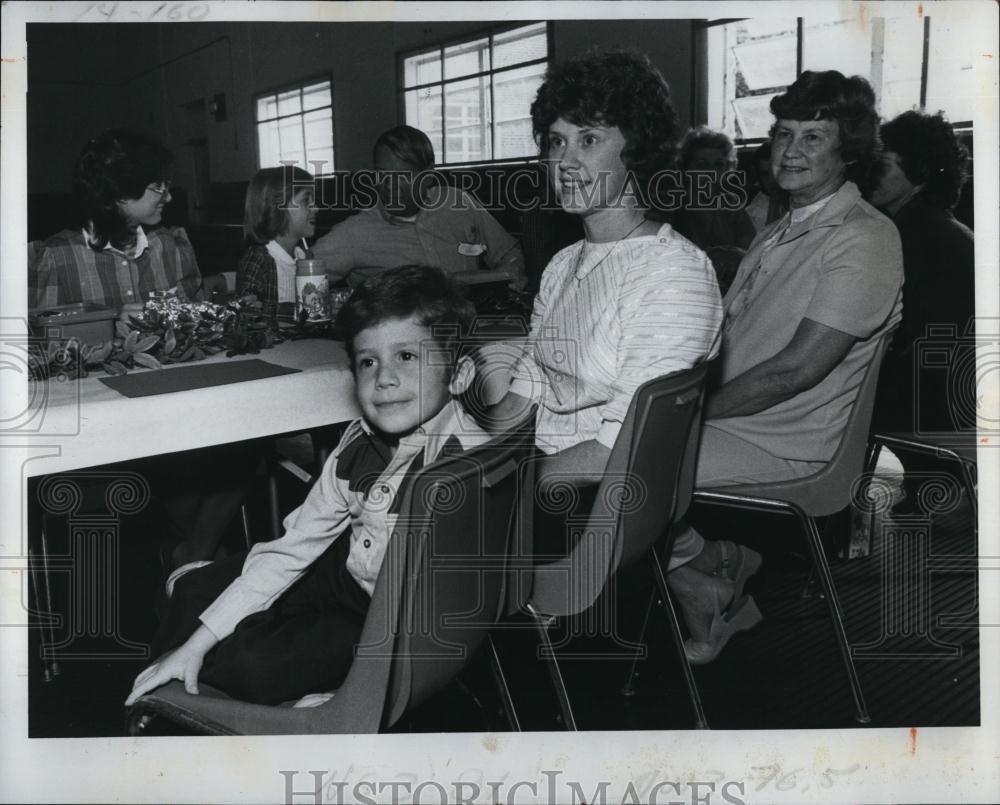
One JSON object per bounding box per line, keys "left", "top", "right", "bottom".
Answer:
{"left": 29, "top": 294, "right": 275, "bottom": 380}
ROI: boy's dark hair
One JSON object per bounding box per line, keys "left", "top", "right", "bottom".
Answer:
{"left": 769, "top": 70, "right": 881, "bottom": 194}
{"left": 373, "top": 125, "right": 436, "bottom": 172}
{"left": 335, "top": 265, "right": 476, "bottom": 372}
{"left": 880, "top": 110, "right": 970, "bottom": 210}
{"left": 72, "top": 128, "right": 172, "bottom": 251}
{"left": 530, "top": 48, "right": 678, "bottom": 206}
{"left": 243, "top": 165, "right": 315, "bottom": 245}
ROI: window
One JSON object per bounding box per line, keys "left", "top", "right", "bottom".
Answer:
{"left": 255, "top": 77, "right": 335, "bottom": 174}
{"left": 701, "top": 11, "right": 975, "bottom": 141}
{"left": 400, "top": 22, "right": 549, "bottom": 165}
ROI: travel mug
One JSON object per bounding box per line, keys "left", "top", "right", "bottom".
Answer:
{"left": 295, "top": 259, "right": 331, "bottom": 323}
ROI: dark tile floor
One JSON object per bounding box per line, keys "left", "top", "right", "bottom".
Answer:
{"left": 27, "top": 449, "right": 979, "bottom": 736}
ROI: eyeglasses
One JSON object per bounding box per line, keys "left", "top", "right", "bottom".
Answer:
{"left": 146, "top": 180, "right": 173, "bottom": 196}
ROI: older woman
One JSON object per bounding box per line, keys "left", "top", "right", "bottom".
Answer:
{"left": 670, "top": 126, "right": 757, "bottom": 293}
{"left": 31, "top": 129, "right": 203, "bottom": 307}
{"left": 666, "top": 70, "right": 904, "bottom": 662}
{"left": 868, "top": 111, "right": 974, "bottom": 511}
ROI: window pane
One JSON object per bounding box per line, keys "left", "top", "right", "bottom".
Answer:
{"left": 802, "top": 15, "right": 873, "bottom": 78}
{"left": 706, "top": 19, "right": 796, "bottom": 139}
{"left": 444, "top": 37, "right": 490, "bottom": 79}
{"left": 443, "top": 76, "right": 490, "bottom": 163}
{"left": 306, "top": 148, "right": 335, "bottom": 176}
{"left": 493, "top": 22, "right": 547, "bottom": 69}
{"left": 405, "top": 87, "right": 443, "bottom": 162}
{"left": 303, "top": 109, "right": 334, "bottom": 173}
{"left": 257, "top": 120, "right": 279, "bottom": 167}
{"left": 257, "top": 80, "right": 336, "bottom": 172}
{"left": 257, "top": 95, "right": 278, "bottom": 122}
{"left": 493, "top": 63, "right": 544, "bottom": 159}
{"left": 879, "top": 15, "right": 925, "bottom": 119}
{"left": 277, "top": 89, "right": 301, "bottom": 117}
{"left": 404, "top": 52, "right": 442, "bottom": 86}
{"left": 277, "top": 116, "right": 305, "bottom": 167}
{"left": 302, "top": 81, "right": 331, "bottom": 112}
{"left": 732, "top": 93, "right": 781, "bottom": 140}
{"left": 925, "top": 18, "right": 977, "bottom": 123}
{"left": 732, "top": 33, "right": 797, "bottom": 90}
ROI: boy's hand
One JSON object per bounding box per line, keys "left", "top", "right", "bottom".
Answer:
{"left": 124, "top": 625, "right": 218, "bottom": 706}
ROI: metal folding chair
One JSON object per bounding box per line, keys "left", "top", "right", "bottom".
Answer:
{"left": 686, "top": 328, "right": 898, "bottom": 725}
{"left": 489, "top": 366, "right": 709, "bottom": 730}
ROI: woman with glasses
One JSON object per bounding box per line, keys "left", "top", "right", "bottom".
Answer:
{"left": 30, "top": 130, "right": 255, "bottom": 583}
{"left": 30, "top": 128, "right": 204, "bottom": 307}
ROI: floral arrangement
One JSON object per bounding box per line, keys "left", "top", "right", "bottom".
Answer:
{"left": 29, "top": 295, "right": 275, "bottom": 380}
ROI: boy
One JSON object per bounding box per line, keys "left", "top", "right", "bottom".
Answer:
{"left": 126, "top": 265, "right": 489, "bottom": 706}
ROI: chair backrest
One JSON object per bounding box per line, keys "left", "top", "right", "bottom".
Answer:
{"left": 381, "top": 417, "right": 536, "bottom": 726}
{"left": 530, "top": 364, "right": 709, "bottom": 617}
{"left": 343, "top": 411, "right": 536, "bottom": 730}
{"left": 712, "top": 325, "right": 898, "bottom": 516}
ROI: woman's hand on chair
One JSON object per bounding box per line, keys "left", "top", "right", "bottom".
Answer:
{"left": 124, "top": 625, "right": 218, "bottom": 706}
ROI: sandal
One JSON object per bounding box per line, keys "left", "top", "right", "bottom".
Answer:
{"left": 684, "top": 594, "right": 763, "bottom": 665}
{"left": 716, "top": 541, "right": 762, "bottom": 606}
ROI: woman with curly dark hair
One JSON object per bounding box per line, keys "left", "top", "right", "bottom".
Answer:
{"left": 488, "top": 49, "right": 745, "bottom": 655}
{"left": 868, "top": 111, "right": 975, "bottom": 511}
{"left": 31, "top": 128, "right": 204, "bottom": 307}
{"left": 496, "top": 48, "right": 722, "bottom": 476}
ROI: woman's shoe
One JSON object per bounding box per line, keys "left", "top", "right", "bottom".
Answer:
{"left": 684, "top": 594, "right": 763, "bottom": 665}
{"left": 717, "top": 541, "right": 762, "bottom": 602}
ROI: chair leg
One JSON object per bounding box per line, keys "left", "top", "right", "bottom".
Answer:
{"left": 486, "top": 634, "right": 521, "bottom": 732}
{"left": 240, "top": 504, "right": 253, "bottom": 550}
{"left": 526, "top": 604, "right": 578, "bottom": 730}
{"left": 958, "top": 459, "right": 978, "bottom": 534}
{"left": 797, "top": 511, "right": 871, "bottom": 725}
{"left": 650, "top": 549, "right": 709, "bottom": 729}
{"left": 865, "top": 439, "right": 884, "bottom": 474}
{"left": 266, "top": 451, "right": 281, "bottom": 542}
{"left": 127, "top": 710, "right": 156, "bottom": 736}
{"left": 621, "top": 590, "right": 655, "bottom": 697}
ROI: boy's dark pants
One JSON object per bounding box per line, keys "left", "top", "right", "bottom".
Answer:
{"left": 152, "top": 534, "right": 371, "bottom": 705}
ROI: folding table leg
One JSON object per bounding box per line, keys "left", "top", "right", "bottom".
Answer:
{"left": 27, "top": 481, "right": 61, "bottom": 682}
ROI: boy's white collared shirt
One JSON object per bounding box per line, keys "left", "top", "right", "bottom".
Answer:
{"left": 197, "top": 399, "right": 491, "bottom": 642}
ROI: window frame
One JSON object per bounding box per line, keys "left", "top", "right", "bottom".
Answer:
{"left": 396, "top": 21, "right": 553, "bottom": 168}
{"left": 694, "top": 15, "right": 973, "bottom": 148}
{"left": 253, "top": 72, "right": 336, "bottom": 176}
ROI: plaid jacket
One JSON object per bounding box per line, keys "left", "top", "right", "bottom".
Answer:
{"left": 30, "top": 227, "right": 203, "bottom": 308}
{"left": 235, "top": 242, "right": 312, "bottom": 322}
